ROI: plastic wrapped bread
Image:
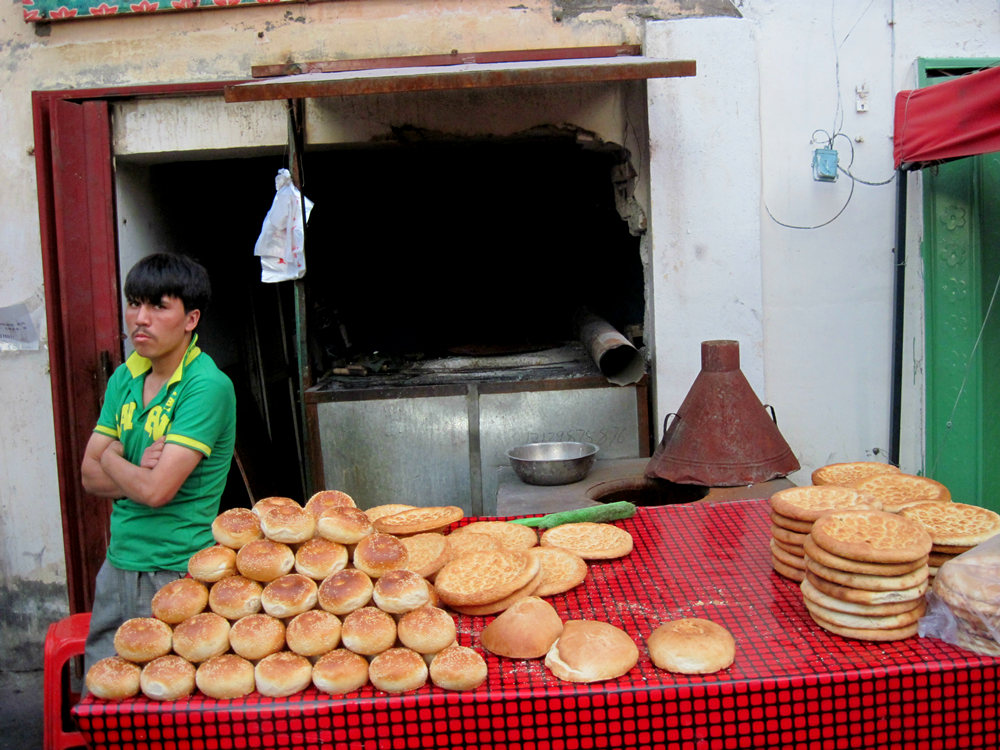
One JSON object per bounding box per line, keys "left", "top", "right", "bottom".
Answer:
{"left": 918, "top": 533, "right": 1000, "bottom": 655}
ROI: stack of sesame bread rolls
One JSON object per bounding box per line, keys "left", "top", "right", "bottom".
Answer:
{"left": 86, "top": 495, "right": 644, "bottom": 701}
{"left": 86, "top": 493, "right": 489, "bottom": 700}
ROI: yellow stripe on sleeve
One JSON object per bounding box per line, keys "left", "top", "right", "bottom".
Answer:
{"left": 94, "top": 425, "right": 120, "bottom": 439}
{"left": 165, "top": 434, "right": 213, "bottom": 457}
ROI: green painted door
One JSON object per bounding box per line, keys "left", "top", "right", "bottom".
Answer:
{"left": 921, "top": 61, "right": 1000, "bottom": 512}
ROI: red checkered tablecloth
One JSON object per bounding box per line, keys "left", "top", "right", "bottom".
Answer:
{"left": 73, "top": 498, "right": 1000, "bottom": 749}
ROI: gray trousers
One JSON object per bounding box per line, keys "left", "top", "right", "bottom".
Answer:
{"left": 83, "top": 559, "right": 184, "bottom": 680}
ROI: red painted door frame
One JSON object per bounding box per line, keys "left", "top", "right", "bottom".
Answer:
{"left": 31, "top": 81, "right": 238, "bottom": 613}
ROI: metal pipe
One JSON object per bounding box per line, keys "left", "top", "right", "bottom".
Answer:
{"left": 574, "top": 308, "right": 645, "bottom": 386}
{"left": 288, "top": 97, "right": 315, "bottom": 496}
{"left": 889, "top": 168, "right": 907, "bottom": 466}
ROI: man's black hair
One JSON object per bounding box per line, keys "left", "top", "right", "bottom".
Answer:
{"left": 123, "top": 253, "right": 211, "bottom": 314}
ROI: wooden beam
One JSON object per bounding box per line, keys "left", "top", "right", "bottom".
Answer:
{"left": 251, "top": 45, "right": 644, "bottom": 79}
{"left": 226, "top": 57, "right": 696, "bottom": 103}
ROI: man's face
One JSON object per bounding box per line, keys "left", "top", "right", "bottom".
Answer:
{"left": 125, "top": 294, "right": 200, "bottom": 362}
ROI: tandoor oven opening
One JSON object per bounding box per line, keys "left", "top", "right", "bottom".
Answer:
{"left": 302, "top": 129, "right": 646, "bottom": 384}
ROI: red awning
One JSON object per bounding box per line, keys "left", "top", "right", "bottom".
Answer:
{"left": 893, "top": 64, "right": 1000, "bottom": 170}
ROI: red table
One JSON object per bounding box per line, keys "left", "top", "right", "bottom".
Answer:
{"left": 73, "top": 498, "right": 1000, "bottom": 749}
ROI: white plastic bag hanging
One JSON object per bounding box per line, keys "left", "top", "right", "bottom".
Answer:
{"left": 254, "top": 168, "right": 315, "bottom": 283}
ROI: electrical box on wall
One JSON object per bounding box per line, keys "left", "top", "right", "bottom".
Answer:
{"left": 812, "top": 148, "right": 839, "bottom": 182}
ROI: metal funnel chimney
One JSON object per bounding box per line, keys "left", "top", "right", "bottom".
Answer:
{"left": 645, "top": 340, "right": 799, "bottom": 486}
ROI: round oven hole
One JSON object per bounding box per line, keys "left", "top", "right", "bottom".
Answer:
{"left": 586, "top": 477, "right": 710, "bottom": 507}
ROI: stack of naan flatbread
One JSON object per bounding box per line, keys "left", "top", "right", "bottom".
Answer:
{"left": 433, "top": 521, "right": 631, "bottom": 615}
{"left": 767, "top": 485, "right": 882, "bottom": 582}
{"left": 899, "top": 501, "right": 1000, "bottom": 577}
{"left": 800, "top": 510, "right": 933, "bottom": 641}
{"left": 777, "top": 460, "right": 1000, "bottom": 649}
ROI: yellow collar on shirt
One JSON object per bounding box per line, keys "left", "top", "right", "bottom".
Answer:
{"left": 124, "top": 334, "right": 201, "bottom": 386}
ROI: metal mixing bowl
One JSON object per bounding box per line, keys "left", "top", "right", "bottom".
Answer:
{"left": 506, "top": 441, "right": 600, "bottom": 486}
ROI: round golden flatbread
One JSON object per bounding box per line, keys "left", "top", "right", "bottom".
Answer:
{"left": 364, "top": 504, "right": 416, "bottom": 523}
{"left": 769, "top": 538, "right": 805, "bottom": 570}
{"left": 803, "top": 596, "right": 926, "bottom": 630}
{"left": 811, "top": 461, "right": 901, "bottom": 486}
{"left": 770, "top": 524, "right": 808, "bottom": 547}
{"left": 771, "top": 554, "right": 805, "bottom": 582}
{"left": 433, "top": 549, "right": 539, "bottom": 608}
{"left": 399, "top": 533, "right": 449, "bottom": 578}
{"left": 802, "top": 535, "right": 928, "bottom": 577}
{"left": 899, "top": 502, "right": 1000, "bottom": 547}
{"left": 933, "top": 543, "right": 976, "bottom": 555}
{"left": 449, "top": 567, "right": 545, "bottom": 616}
{"left": 928, "top": 552, "right": 956, "bottom": 568}
{"left": 769, "top": 511, "right": 813, "bottom": 534}
{"left": 810, "top": 510, "right": 932, "bottom": 564}
{"left": 804, "top": 570, "right": 928, "bottom": 605}
{"left": 526, "top": 546, "right": 589, "bottom": 597}
{"left": 770, "top": 485, "right": 881, "bottom": 522}
{"left": 451, "top": 521, "right": 538, "bottom": 550}
{"left": 374, "top": 506, "right": 465, "bottom": 535}
{"left": 800, "top": 579, "right": 923, "bottom": 617}
{"left": 539, "top": 522, "right": 633, "bottom": 560}
{"left": 848, "top": 473, "right": 951, "bottom": 511}
{"left": 805, "top": 556, "right": 928, "bottom": 592}
{"left": 771, "top": 537, "right": 805, "bottom": 557}
{"left": 807, "top": 610, "right": 920, "bottom": 642}
{"left": 445, "top": 532, "right": 501, "bottom": 560}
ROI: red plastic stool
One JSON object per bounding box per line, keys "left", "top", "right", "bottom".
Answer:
{"left": 43, "top": 612, "right": 91, "bottom": 750}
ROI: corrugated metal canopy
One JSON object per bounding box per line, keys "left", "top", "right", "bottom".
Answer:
{"left": 223, "top": 56, "right": 696, "bottom": 102}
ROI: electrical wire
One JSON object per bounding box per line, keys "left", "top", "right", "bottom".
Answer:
{"left": 830, "top": 1, "right": 844, "bottom": 140}
{"left": 765, "top": 128, "right": 892, "bottom": 230}
{"left": 764, "top": 1, "right": 894, "bottom": 230}
{"left": 824, "top": 130, "right": 896, "bottom": 186}
{"left": 764, "top": 177, "right": 855, "bottom": 230}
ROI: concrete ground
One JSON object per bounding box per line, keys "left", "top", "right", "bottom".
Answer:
{"left": 0, "top": 669, "right": 46, "bottom": 750}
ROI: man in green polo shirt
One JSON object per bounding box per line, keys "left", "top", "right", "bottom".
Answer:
{"left": 80, "top": 253, "right": 236, "bottom": 676}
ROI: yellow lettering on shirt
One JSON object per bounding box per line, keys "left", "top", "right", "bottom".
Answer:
{"left": 120, "top": 402, "right": 136, "bottom": 432}
{"left": 144, "top": 406, "right": 171, "bottom": 441}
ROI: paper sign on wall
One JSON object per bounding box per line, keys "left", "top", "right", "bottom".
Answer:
{"left": 0, "top": 302, "right": 39, "bottom": 351}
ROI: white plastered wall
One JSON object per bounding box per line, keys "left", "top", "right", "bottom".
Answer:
{"left": 645, "top": 17, "right": 766, "bottom": 454}
{"left": 644, "top": 1, "right": 1000, "bottom": 486}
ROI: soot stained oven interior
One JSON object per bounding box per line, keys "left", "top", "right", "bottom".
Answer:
{"left": 149, "top": 130, "right": 646, "bottom": 503}
{"left": 302, "top": 131, "right": 645, "bottom": 381}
